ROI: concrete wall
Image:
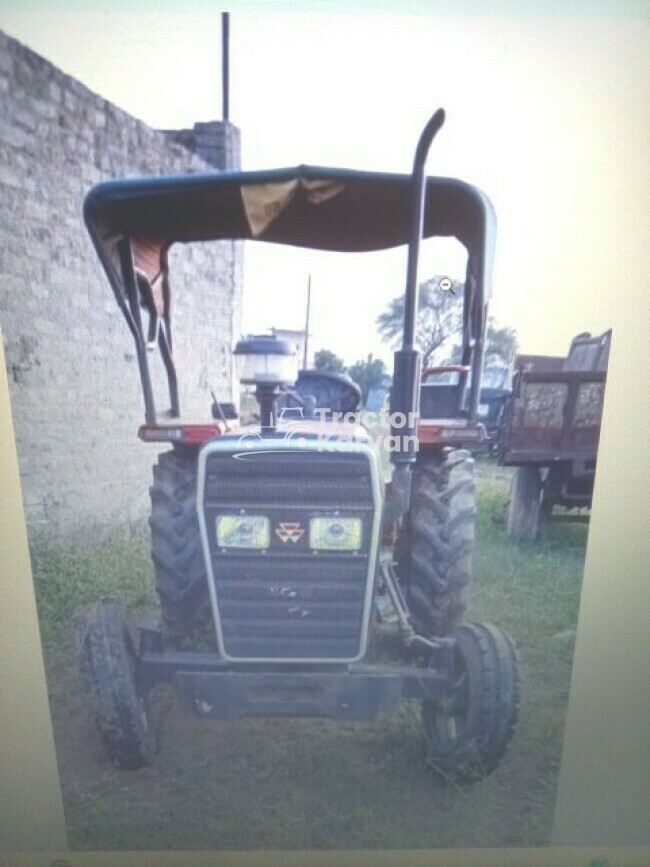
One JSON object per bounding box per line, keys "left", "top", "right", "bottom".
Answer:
{"left": 0, "top": 30, "right": 242, "bottom": 540}
{"left": 163, "top": 121, "right": 241, "bottom": 170}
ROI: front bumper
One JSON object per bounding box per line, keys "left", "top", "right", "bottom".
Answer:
{"left": 136, "top": 625, "right": 454, "bottom": 721}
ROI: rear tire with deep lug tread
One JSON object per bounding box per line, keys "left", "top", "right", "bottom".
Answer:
{"left": 397, "top": 448, "right": 476, "bottom": 637}
{"left": 149, "top": 447, "right": 211, "bottom": 639}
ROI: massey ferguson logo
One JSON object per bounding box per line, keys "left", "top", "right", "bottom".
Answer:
{"left": 275, "top": 522, "right": 305, "bottom": 543}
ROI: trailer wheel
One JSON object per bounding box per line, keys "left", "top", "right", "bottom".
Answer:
{"left": 150, "top": 447, "right": 211, "bottom": 639}
{"left": 397, "top": 449, "right": 476, "bottom": 637}
{"left": 423, "top": 621, "right": 520, "bottom": 782}
{"left": 75, "top": 602, "right": 155, "bottom": 770}
{"left": 506, "top": 466, "right": 542, "bottom": 542}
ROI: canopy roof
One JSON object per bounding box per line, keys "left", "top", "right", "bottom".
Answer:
{"left": 84, "top": 165, "right": 495, "bottom": 291}
{"left": 82, "top": 162, "right": 496, "bottom": 428}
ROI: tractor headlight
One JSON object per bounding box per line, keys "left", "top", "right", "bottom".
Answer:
{"left": 216, "top": 515, "right": 270, "bottom": 549}
{"left": 310, "top": 517, "right": 362, "bottom": 551}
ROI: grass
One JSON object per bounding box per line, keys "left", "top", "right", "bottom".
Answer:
{"left": 31, "top": 456, "right": 589, "bottom": 851}
{"left": 472, "top": 459, "right": 586, "bottom": 639}
{"left": 31, "top": 529, "right": 157, "bottom": 649}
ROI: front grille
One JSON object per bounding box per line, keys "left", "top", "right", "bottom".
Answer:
{"left": 204, "top": 452, "right": 373, "bottom": 507}
{"left": 200, "top": 444, "right": 378, "bottom": 661}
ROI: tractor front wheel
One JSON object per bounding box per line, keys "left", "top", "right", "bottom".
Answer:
{"left": 75, "top": 602, "right": 155, "bottom": 770}
{"left": 423, "top": 621, "right": 520, "bottom": 782}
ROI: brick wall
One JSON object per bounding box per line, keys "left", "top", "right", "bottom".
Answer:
{"left": 0, "top": 30, "right": 243, "bottom": 540}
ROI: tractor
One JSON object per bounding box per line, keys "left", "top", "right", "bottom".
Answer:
{"left": 76, "top": 108, "right": 520, "bottom": 781}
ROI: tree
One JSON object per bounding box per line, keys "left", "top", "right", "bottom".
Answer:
{"left": 446, "top": 317, "right": 518, "bottom": 368}
{"left": 347, "top": 354, "right": 387, "bottom": 404}
{"left": 314, "top": 348, "right": 346, "bottom": 373}
{"left": 376, "top": 276, "right": 464, "bottom": 366}
{"left": 485, "top": 318, "right": 518, "bottom": 367}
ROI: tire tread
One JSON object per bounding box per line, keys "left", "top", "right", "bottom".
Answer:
{"left": 423, "top": 621, "right": 521, "bottom": 781}
{"left": 75, "top": 601, "right": 154, "bottom": 770}
{"left": 397, "top": 448, "right": 476, "bottom": 635}
{"left": 149, "top": 447, "right": 211, "bottom": 636}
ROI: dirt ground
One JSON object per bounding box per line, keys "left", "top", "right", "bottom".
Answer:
{"left": 42, "top": 461, "right": 581, "bottom": 851}
{"left": 48, "top": 658, "right": 559, "bottom": 851}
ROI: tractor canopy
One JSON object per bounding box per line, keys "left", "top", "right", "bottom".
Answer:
{"left": 83, "top": 164, "right": 495, "bottom": 425}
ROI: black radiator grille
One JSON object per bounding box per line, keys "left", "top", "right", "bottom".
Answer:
{"left": 202, "top": 447, "right": 377, "bottom": 660}
{"left": 205, "top": 452, "right": 373, "bottom": 507}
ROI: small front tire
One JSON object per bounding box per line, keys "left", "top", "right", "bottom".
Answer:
{"left": 423, "top": 621, "right": 520, "bottom": 782}
{"left": 75, "top": 602, "right": 155, "bottom": 770}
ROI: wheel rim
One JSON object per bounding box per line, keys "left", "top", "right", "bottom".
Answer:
{"left": 124, "top": 625, "right": 150, "bottom": 736}
{"left": 438, "top": 658, "right": 470, "bottom": 744}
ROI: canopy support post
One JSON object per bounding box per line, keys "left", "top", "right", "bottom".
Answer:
{"left": 118, "top": 238, "right": 157, "bottom": 425}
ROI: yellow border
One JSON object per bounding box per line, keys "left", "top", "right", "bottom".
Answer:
{"left": 0, "top": 326, "right": 67, "bottom": 849}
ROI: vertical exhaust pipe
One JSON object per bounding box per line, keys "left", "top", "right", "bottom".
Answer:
{"left": 402, "top": 108, "right": 446, "bottom": 352}
{"left": 386, "top": 108, "right": 446, "bottom": 520}
{"left": 391, "top": 108, "right": 446, "bottom": 465}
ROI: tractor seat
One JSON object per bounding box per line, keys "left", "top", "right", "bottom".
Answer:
{"left": 419, "top": 365, "right": 469, "bottom": 420}
{"left": 419, "top": 383, "right": 464, "bottom": 419}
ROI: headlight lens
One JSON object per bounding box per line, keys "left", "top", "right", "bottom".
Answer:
{"left": 310, "top": 517, "right": 362, "bottom": 551}
{"left": 216, "top": 515, "right": 270, "bottom": 549}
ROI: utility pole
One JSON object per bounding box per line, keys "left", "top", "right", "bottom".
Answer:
{"left": 303, "top": 275, "right": 312, "bottom": 369}
{"left": 222, "top": 12, "right": 230, "bottom": 121}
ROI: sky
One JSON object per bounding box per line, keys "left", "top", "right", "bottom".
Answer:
{"left": 1, "top": 0, "right": 647, "bottom": 367}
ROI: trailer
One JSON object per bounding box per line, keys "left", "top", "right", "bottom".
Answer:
{"left": 498, "top": 330, "right": 611, "bottom": 541}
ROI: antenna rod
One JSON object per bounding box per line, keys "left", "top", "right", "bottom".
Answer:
{"left": 222, "top": 12, "right": 230, "bottom": 121}
{"left": 303, "top": 274, "right": 312, "bottom": 369}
